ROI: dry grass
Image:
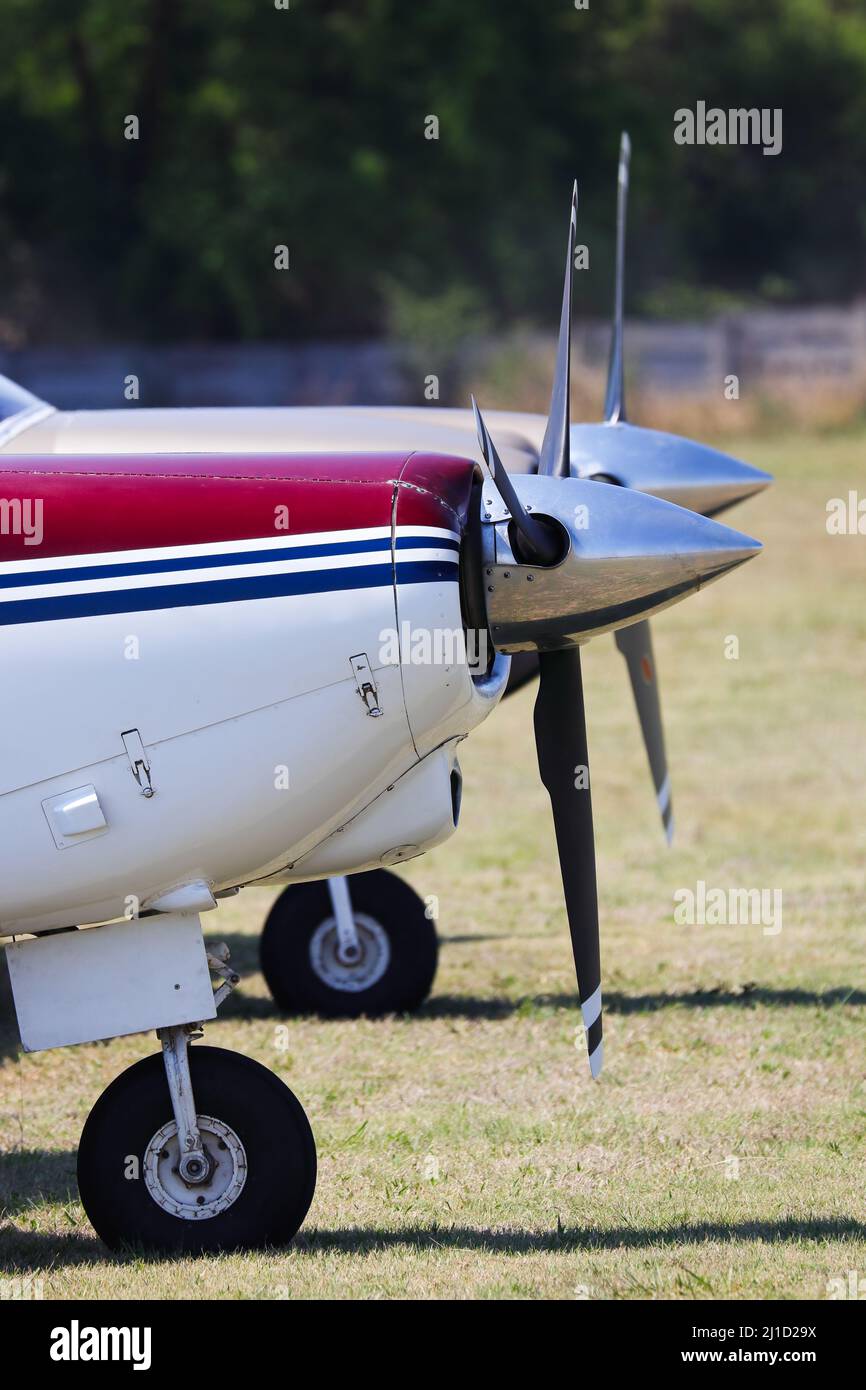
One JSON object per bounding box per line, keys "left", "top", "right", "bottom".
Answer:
{"left": 1, "top": 429, "right": 865, "bottom": 1299}
{"left": 467, "top": 336, "right": 866, "bottom": 439}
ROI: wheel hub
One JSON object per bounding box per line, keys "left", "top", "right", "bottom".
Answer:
{"left": 309, "top": 912, "right": 390, "bottom": 992}
{"left": 178, "top": 1149, "right": 212, "bottom": 1184}
{"left": 144, "top": 1115, "right": 247, "bottom": 1220}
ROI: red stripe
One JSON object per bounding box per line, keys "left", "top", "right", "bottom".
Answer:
{"left": 0, "top": 452, "right": 478, "bottom": 561}
{"left": 396, "top": 452, "right": 478, "bottom": 536}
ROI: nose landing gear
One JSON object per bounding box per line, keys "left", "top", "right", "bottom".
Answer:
{"left": 7, "top": 912, "right": 317, "bottom": 1254}
{"left": 77, "top": 1042, "right": 317, "bottom": 1253}
{"left": 260, "top": 869, "right": 439, "bottom": 1018}
{"left": 71, "top": 935, "right": 316, "bottom": 1253}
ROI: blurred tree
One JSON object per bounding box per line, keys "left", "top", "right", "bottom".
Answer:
{"left": 0, "top": 0, "right": 862, "bottom": 343}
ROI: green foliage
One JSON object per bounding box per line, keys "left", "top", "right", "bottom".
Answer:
{"left": 383, "top": 278, "right": 490, "bottom": 387}
{"left": 637, "top": 282, "right": 753, "bottom": 320}
{"left": 0, "top": 0, "right": 863, "bottom": 342}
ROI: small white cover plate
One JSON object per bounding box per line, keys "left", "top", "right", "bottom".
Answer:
{"left": 41, "top": 784, "right": 108, "bottom": 849}
{"left": 6, "top": 912, "right": 217, "bottom": 1052}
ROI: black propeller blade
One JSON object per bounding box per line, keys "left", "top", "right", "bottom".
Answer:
{"left": 534, "top": 647, "right": 603, "bottom": 1077}
{"left": 509, "top": 181, "right": 603, "bottom": 1076}
{"left": 474, "top": 182, "right": 605, "bottom": 1075}
{"left": 614, "top": 620, "right": 673, "bottom": 843}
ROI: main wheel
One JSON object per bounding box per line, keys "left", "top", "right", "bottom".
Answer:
{"left": 260, "top": 869, "right": 438, "bottom": 1018}
{"left": 77, "top": 1045, "right": 316, "bottom": 1254}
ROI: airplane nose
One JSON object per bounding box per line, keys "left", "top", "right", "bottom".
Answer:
{"left": 569, "top": 422, "right": 773, "bottom": 517}
{"left": 478, "top": 473, "right": 762, "bottom": 651}
{"left": 665, "top": 519, "right": 762, "bottom": 582}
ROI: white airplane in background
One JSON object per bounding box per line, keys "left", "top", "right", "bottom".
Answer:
{"left": 0, "top": 140, "right": 771, "bottom": 1029}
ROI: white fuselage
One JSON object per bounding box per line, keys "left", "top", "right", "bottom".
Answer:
{"left": 0, "top": 452, "right": 508, "bottom": 937}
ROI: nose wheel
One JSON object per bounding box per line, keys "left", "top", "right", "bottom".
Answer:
{"left": 77, "top": 1045, "right": 316, "bottom": 1253}
{"left": 260, "top": 869, "right": 438, "bottom": 1018}
{"left": 143, "top": 1111, "right": 247, "bottom": 1220}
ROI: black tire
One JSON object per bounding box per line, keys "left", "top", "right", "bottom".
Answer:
{"left": 77, "top": 1046, "right": 316, "bottom": 1254}
{"left": 260, "top": 869, "right": 438, "bottom": 1018}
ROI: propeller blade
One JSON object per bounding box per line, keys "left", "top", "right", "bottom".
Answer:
{"left": 534, "top": 647, "right": 603, "bottom": 1079}
{"left": 472, "top": 396, "right": 559, "bottom": 564}
{"left": 538, "top": 182, "right": 578, "bottom": 479}
{"left": 614, "top": 619, "right": 673, "bottom": 843}
{"left": 603, "top": 131, "right": 630, "bottom": 425}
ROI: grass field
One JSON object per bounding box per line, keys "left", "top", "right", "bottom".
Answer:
{"left": 2, "top": 428, "right": 865, "bottom": 1300}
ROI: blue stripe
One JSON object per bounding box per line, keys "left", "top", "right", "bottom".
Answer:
{"left": 0, "top": 558, "right": 459, "bottom": 626}
{"left": 0, "top": 532, "right": 459, "bottom": 591}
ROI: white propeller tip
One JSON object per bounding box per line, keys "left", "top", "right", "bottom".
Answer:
{"left": 580, "top": 984, "right": 602, "bottom": 1032}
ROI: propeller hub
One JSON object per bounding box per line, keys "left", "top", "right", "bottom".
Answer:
{"left": 479, "top": 472, "right": 761, "bottom": 653}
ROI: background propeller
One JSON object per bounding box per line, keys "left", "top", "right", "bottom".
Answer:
{"left": 502, "top": 145, "right": 674, "bottom": 846}
{"left": 599, "top": 131, "right": 673, "bottom": 842}
{"left": 603, "top": 131, "right": 630, "bottom": 425}
{"left": 614, "top": 621, "right": 673, "bottom": 842}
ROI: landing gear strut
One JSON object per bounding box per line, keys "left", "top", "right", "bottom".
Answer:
{"left": 260, "top": 869, "right": 439, "bottom": 1018}
{"left": 76, "top": 942, "right": 316, "bottom": 1253}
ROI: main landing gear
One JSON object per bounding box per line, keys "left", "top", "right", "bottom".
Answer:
{"left": 260, "top": 869, "right": 438, "bottom": 1018}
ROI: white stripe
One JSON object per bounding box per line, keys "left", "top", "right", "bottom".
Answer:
{"left": 656, "top": 774, "right": 671, "bottom": 816}
{"left": 395, "top": 546, "right": 459, "bottom": 567}
{"left": 0, "top": 524, "right": 460, "bottom": 577}
{"left": 0, "top": 525, "right": 387, "bottom": 574}
{"left": 588, "top": 1040, "right": 604, "bottom": 1079}
{"left": 397, "top": 524, "right": 461, "bottom": 542}
{"left": 580, "top": 984, "right": 602, "bottom": 1031}
{"left": 0, "top": 545, "right": 458, "bottom": 604}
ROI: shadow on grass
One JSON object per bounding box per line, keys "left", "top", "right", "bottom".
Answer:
{"left": 12, "top": 927, "right": 857, "bottom": 1032}
{"left": 418, "top": 986, "right": 866, "bottom": 1020}
{"left": 187, "top": 943, "right": 866, "bottom": 1023}
{"left": 297, "top": 1216, "right": 866, "bottom": 1255}
{"left": 0, "top": 1150, "right": 78, "bottom": 1211}
{"left": 2, "top": 1170, "right": 865, "bottom": 1273}
{"left": 5, "top": 941, "right": 863, "bottom": 1036}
